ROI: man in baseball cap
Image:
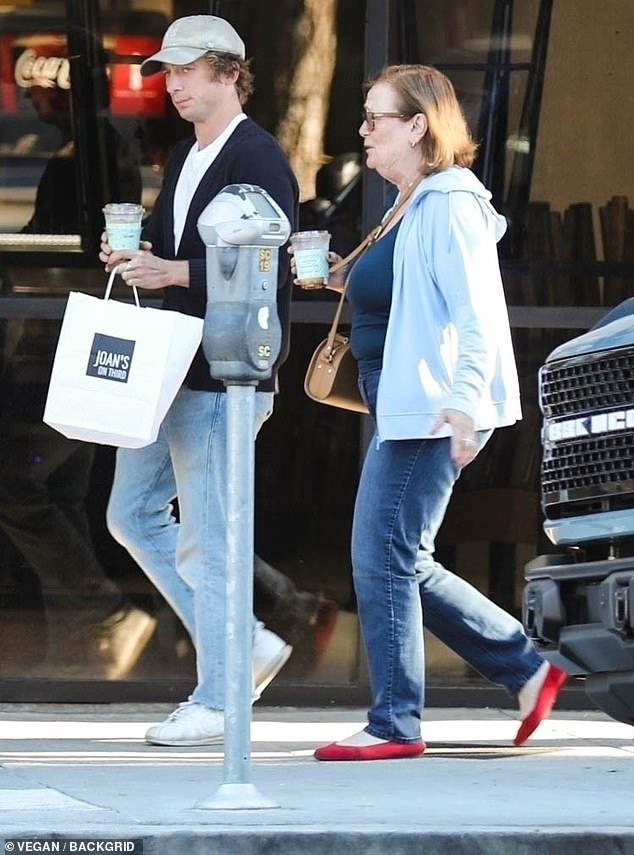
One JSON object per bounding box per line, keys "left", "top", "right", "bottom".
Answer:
{"left": 101, "top": 15, "right": 299, "bottom": 748}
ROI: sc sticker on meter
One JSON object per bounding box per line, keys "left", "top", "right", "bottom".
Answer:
{"left": 258, "top": 248, "right": 272, "bottom": 272}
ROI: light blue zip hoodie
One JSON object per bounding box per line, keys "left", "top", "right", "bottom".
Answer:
{"left": 376, "top": 165, "right": 522, "bottom": 442}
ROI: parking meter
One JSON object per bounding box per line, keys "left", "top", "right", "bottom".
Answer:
{"left": 197, "top": 184, "right": 291, "bottom": 384}
{"left": 195, "top": 184, "right": 290, "bottom": 810}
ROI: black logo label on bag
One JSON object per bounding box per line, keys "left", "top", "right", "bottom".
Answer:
{"left": 86, "top": 333, "right": 135, "bottom": 383}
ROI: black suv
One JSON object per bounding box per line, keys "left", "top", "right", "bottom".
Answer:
{"left": 523, "top": 299, "right": 634, "bottom": 725}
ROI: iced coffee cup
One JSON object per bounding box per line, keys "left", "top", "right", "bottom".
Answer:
{"left": 290, "top": 230, "right": 331, "bottom": 289}
{"left": 103, "top": 203, "right": 145, "bottom": 251}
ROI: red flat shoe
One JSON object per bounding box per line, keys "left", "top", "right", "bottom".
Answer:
{"left": 514, "top": 663, "right": 567, "bottom": 746}
{"left": 314, "top": 739, "right": 426, "bottom": 761}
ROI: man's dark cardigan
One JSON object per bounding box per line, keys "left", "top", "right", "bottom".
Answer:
{"left": 142, "top": 117, "right": 299, "bottom": 393}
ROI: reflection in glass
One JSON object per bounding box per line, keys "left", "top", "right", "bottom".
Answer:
{"left": 21, "top": 84, "right": 141, "bottom": 236}
{"left": 0, "top": 4, "right": 165, "bottom": 244}
{"left": 0, "top": 318, "right": 157, "bottom": 679}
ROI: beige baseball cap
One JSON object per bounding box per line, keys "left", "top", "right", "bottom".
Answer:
{"left": 140, "top": 15, "right": 245, "bottom": 76}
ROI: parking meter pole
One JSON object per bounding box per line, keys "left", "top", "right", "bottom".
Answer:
{"left": 224, "top": 384, "right": 255, "bottom": 785}
{"left": 195, "top": 184, "right": 290, "bottom": 812}
{"left": 196, "top": 384, "right": 278, "bottom": 811}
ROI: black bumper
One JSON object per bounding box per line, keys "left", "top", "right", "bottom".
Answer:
{"left": 523, "top": 554, "right": 634, "bottom": 724}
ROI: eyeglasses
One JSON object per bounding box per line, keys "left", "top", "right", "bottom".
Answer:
{"left": 361, "top": 109, "right": 412, "bottom": 131}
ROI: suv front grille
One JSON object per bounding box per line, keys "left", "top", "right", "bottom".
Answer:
{"left": 541, "top": 348, "right": 634, "bottom": 517}
{"left": 542, "top": 433, "right": 634, "bottom": 512}
{"left": 540, "top": 347, "right": 634, "bottom": 420}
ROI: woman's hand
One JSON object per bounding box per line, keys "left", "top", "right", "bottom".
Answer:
{"left": 430, "top": 408, "right": 478, "bottom": 468}
{"left": 287, "top": 246, "right": 347, "bottom": 293}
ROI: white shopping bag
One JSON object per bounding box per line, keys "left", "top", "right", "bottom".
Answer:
{"left": 43, "top": 272, "right": 203, "bottom": 448}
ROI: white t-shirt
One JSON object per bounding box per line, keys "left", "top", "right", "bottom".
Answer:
{"left": 173, "top": 113, "right": 247, "bottom": 251}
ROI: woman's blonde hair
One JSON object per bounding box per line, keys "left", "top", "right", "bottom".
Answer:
{"left": 364, "top": 64, "right": 477, "bottom": 171}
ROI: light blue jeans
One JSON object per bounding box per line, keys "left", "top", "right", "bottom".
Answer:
{"left": 354, "top": 369, "right": 543, "bottom": 742}
{"left": 106, "top": 386, "right": 274, "bottom": 709}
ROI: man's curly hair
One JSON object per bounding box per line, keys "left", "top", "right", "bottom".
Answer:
{"left": 205, "top": 52, "right": 254, "bottom": 105}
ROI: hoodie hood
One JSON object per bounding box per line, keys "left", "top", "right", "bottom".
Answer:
{"left": 411, "top": 165, "right": 507, "bottom": 242}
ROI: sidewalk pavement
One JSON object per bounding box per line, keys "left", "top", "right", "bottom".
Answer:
{"left": 0, "top": 703, "right": 633, "bottom": 854}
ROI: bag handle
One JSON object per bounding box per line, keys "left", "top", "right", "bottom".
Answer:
{"left": 323, "top": 180, "right": 420, "bottom": 352}
{"left": 104, "top": 265, "right": 141, "bottom": 307}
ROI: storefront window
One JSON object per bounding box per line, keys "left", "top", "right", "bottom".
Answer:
{"left": 391, "top": 0, "right": 633, "bottom": 300}
{"left": 0, "top": 0, "right": 365, "bottom": 700}
{"left": 383, "top": 0, "right": 634, "bottom": 685}
{"left": 0, "top": 3, "right": 170, "bottom": 257}
{"left": 1, "top": 0, "right": 631, "bottom": 701}
{"left": 0, "top": 1, "right": 191, "bottom": 694}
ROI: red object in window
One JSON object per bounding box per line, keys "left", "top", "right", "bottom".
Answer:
{"left": 0, "top": 31, "right": 166, "bottom": 117}
{"left": 0, "top": 34, "right": 17, "bottom": 111}
{"left": 110, "top": 35, "right": 165, "bottom": 117}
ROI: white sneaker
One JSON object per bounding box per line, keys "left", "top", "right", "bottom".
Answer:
{"left": 253, "top": 623, "right": 292, "bottom": 700}
{"left": 145, "top": 702, "right": 224, "bottom": 746}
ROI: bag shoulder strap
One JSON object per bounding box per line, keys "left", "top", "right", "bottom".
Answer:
{"left": 324, "top": 180, "right": 420, "bottom": 349}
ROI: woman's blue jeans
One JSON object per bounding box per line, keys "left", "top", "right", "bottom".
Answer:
{"left": 354, "top": 369, "right": 543, "bottom": 742}
{"left": 106, "top": 386, "right": 273, "bottom": 710}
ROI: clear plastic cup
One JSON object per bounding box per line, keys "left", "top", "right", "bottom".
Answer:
{"left": 103, "top": 203, "right": 145, "bottom": 251}
{"left": 290, "top": 230, "right": 331, "bottom": 289}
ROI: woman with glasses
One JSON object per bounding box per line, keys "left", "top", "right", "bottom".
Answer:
{"left": 303, "top": 64, "right": 566, "bottom": 761}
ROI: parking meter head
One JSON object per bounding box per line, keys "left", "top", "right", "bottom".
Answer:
{"left": 197, "top": 184, "right": 290, "bottom": 247}
{"left": 198, "top": 184, "right": 289, "bottom": 384}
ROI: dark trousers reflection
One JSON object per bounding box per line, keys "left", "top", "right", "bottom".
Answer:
{"left": 0, "top": 421, "right": 156, "bottom": 678}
